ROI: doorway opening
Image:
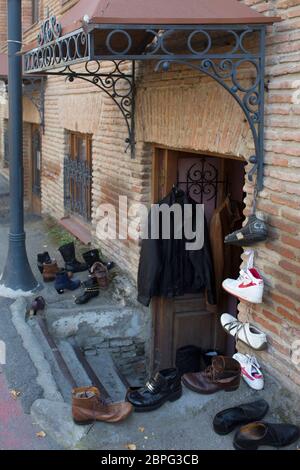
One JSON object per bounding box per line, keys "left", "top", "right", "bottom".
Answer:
{"left": 151, "top": 147, "right": 246, "bottom": 371}
{"left": 30, "top": 123, "right": 41, "bottom": 214}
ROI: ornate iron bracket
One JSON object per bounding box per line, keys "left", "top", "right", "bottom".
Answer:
{"left": 23, "top": 77, "right": 46, "bottom": 132}
{"left": 44, "top": 60, "right": 135, "bottom": 157}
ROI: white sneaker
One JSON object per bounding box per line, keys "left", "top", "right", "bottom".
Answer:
{"left": 221, "top": 313, "right": 267, "bottom": 350}
{"left": 222, "top": 268, "right": 264, "bottom": 304}
{"left": 233, "top": 353, "right": 264, "bottom": 390}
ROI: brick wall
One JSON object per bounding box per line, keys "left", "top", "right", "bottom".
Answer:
{"left": 236, "top": 0, "right": 300, "bottom": 393}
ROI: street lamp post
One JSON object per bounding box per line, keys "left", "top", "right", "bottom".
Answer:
{"left": 0, "top": 0, "right": 38, "bottom": 294}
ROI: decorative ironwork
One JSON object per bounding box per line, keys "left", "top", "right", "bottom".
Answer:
{"left": 25, "top": 29, "right": 89, "bottom": 73}
{"left": 177, "top": 158, "right": 226, "bottom": 207}
{"left": 45, "top": 60, "right": 135, "bottom": 157}
{"left": 23, "top": 21, "right": 267, "bottom": 192}
{"left": 38, "top": 16, "right": 62, "bottom": 46}
{"left": 64, "top": 156, "right": 92, "bottom": 221}
{"left": 23, "top": 77, "right": 45, "bottom": 131}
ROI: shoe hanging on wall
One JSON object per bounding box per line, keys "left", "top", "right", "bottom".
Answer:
{"left": 213, "top": 399, "right": 269, "bottom": 435}
{"left": 58, "top": 242, "right": 88, "bottom": 273}
{"left": 225, "top": 213, "right": 268, "bottom": 246}
{"left": 222, "top": 267, "right": 264, "bottom": 303}
{"left": 72, "top": 386, "right": 133, "bottom": 424}
{"left": 221, "top": 313, "right": 267, "bottom": 350}
{"left": 233, "top": 422, "right": 300, "bottom": 450}
{"left": 182, "top": 356, "right": 241, "bottom": 395}
{"left": 232, "top": 353, "right": 264, "bottom": 390}
{"left": 126, "top": 368, "right": 182, "bottom": 412}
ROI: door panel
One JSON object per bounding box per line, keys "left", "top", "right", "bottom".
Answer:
{"left": 151, "top": 147, "right": 214, "bottom": 371}
{"left": 30, "top": 124, "right": 41, "bottom": 214}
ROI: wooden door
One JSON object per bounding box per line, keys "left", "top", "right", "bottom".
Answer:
{"left": 30, "top": 124, "right": 41, "bottom": 214}
{"left": 151, "top": 147, "right": 215, "bottom": 371}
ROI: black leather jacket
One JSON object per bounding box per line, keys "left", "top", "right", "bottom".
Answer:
{"left": 137, "top": 188, "right": 216, "bottom": 306}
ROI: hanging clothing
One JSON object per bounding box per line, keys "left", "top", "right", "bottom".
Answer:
{"left": 137, "top": 188, "right": 216, "bottom": 307}
{"left": 209, "top": 196, "right": 244, "bottom": 303}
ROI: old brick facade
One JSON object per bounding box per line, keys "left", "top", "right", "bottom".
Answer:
{"left": 0, "top": 1, "right": 299, "bottom": 394}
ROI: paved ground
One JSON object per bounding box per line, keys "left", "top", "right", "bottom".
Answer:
{"left": 0, "top": 174, "right": 60, "bottom": 449}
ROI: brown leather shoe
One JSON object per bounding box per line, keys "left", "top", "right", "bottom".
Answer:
{"left": 72, "top": 386, "right": 133, "bottom": 424}
{"left": 182, "top": 356, "right": 240, "bottom": 394}
{"left": 42, "top": 261, "right": 59, "bottom": 282}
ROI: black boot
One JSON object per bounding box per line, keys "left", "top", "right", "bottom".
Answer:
{"left": 37, "top": 252, "right": 51, "bottom": 274}
{"left": 75, "top": 277, "right": 100, "bottom": 305}
{"left": 82, "top": 249, "right": 115, "bottom": 272}
{"left": 126, "top": 368, "right": 182, "bottom": 412}
{"left": 175, "top": 345, "right": 202, "bottom": 376}
{"left": 58, "top": 242, "right": 87, "bottom": 273}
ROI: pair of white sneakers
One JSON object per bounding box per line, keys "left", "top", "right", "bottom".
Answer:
{"left": 221, "top": 313, "right": 266, "bottom": 390}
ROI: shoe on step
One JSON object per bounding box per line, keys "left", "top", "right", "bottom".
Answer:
{"left": 221, "top": 313, "right": 267, "bottom": 351}
{"left": 54, "top": 270, "right": 81, "bottom": 294}
{"left": 233, "top": 421, "right": 300, "bottom": 450}
{"left": 72, "top": 386, "right": 133, "bottom": 424}
{"left": 37, "top": 251, "right": 51, "bottom": 274}
{"left": 126, "top": 368, "right": 182, "bottom": 412}
{"left": 213, "top": 399, "right": 269, "bottom": 435}
{"left": 58, "top": 242, "right": 87, "bottom": 273}
{"left": 42, "top": 261, "right": 59, "bottom": 282}
{"left": 75, "top": 277, "right": 100, "bottom": 304}
{"left": 233, "top": 353, "right": 264, "bottom": 390}
{"left": 182, "top": 356, "right": 240, "bottom": 395}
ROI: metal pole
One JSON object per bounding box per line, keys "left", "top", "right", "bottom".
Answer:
{"left": 1, "top": 0, "right": 38, "bottom": 293}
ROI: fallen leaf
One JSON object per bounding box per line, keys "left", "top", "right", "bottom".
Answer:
{"left": 126, "top": 443, "right": 137, "bottom": 450}
{"left": 138, "top": 427, "right": 145, "bottom": 433}
{"left": 10, "top": 390, "right": 21, "bottom": 399}
{"left": 36, "top": 431, "right": 46, "bottom": 438}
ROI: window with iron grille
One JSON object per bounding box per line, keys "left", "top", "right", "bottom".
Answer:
{"left": 32, "top": 0, "right": 40, "bottom": 24}
{"left": 64, "top": 131, "right": 92, "bottom": 222}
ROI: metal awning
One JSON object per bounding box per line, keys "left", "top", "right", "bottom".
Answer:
{"left": 23, "top": 0, "right": 280, "bottom": 71}
{"left": 22, "top": 0, "right": 280, "bottom": 193}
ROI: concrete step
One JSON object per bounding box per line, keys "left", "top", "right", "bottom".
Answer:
{"left": 29, "top": 317, "right": 74, "bottom": 403}
{"left": 29, "top": 314, "right": 127, "bottom": 405}
{"left": 84, "top": 350, "right": 127, "bottom": 402}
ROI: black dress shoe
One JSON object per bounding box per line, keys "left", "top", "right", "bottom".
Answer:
{"left": 234, "top": 422, "right": 300, "bottom": 450}
{"left": 213, "top": 399, "right": 269, "bottom": 435}
{"left": 126, "top": 368, "right": 182, "bottom": 412}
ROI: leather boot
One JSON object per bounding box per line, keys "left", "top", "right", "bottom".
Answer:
{"left": 42, "top": 261, "right": 59, "bottom": 282}
{"left": 126, "top": 368, "right": 182, "bottom": 412}
{"left": 58, "top": 242, "right": 87, "bottom": 273}
{"left": 82, "top": 249, "right": 115, "bottom": 272}
{"left": 90, "top": 261, "right": 109, "bottom": 289}
{"left": 54, "top": 270, "right": 81, "bottom": 294}
{"left": 182, "top": 356, "right": 241, "bottom": 394}
{"left": 72, "top": 386, "right": 133, "bottom": 424}
{"left": 75, "top": 277, "right": 100, "bottom": 304}
{"left": 37, "top": 252, "right": 51, "bottom": 274}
